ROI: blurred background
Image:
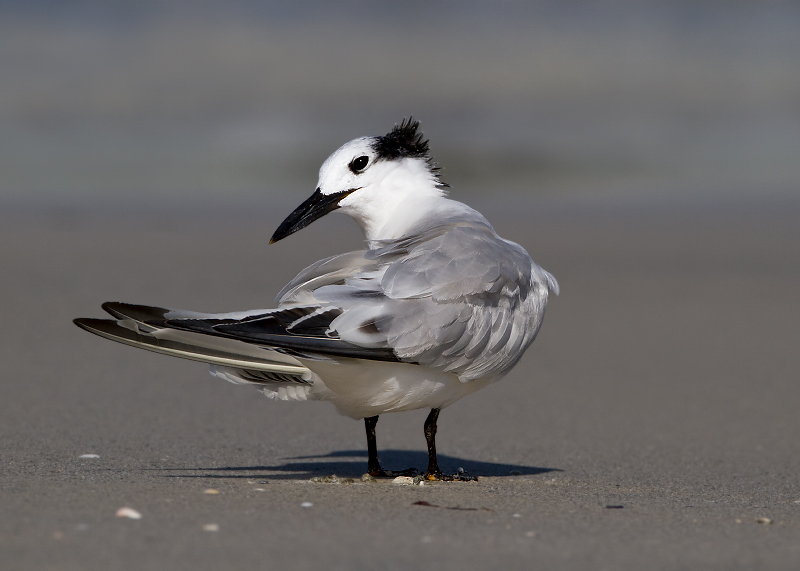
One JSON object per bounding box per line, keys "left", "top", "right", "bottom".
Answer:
{"left": 2, "top": 0, "right": 799, "bottom": 212}
{"left": 3, "top": 3, "right": 800, "bottom": 567}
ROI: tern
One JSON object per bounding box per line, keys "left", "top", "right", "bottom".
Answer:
{"left": 74, "top": 119, "right": 559, "bottom": 480}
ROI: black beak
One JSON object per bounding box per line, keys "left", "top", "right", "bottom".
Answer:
{"left": 270, "top": 187, "right": 358, "bottom": 244}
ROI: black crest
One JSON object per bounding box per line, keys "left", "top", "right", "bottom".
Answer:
{"left": 372, "top": 117, "right": 430, "bottom": 160}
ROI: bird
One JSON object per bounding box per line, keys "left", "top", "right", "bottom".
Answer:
{"left": 74, "top": 118, "right": 559, "bottom": 481}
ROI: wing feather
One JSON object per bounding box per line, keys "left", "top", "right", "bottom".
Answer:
{"left": 79, "top": 212, "right": 557, "bottom": 384}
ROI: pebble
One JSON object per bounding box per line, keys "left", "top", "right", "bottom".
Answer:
{"left": 393, "top": 476, "right": 415, "bottom": 485}
{"left": 79, "top": 454, "right": 100, "bottom": 459}
{"left": 301, "top": 502, "right": 313, "bottom": 508}
{"left": 115, "top": 507, "right": 142, "bottom": 520}
{"left": 202, "top": 523, "right": 220, "bottom": 532}
{"left": 756, "top": 517, "right": 772, "bottom": 524}
{"left": 254, "top": 488, "right": 266, "bottom": 492}
{"left": 203, "top": 489, "right": 220, "bottom": 495}
{"left": 509, "top": 470, "right": 521, "bottom": 476}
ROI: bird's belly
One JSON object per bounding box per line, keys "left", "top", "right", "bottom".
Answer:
{"left": 299, "top": 358, "right": 490, "bottom": 419}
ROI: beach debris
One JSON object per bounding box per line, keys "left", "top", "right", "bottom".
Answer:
{"left": 361, "top": 473, "right": 377, "bottom": 482}
{"left": 115, "top": 507, "right": 142, "bottom": 519}
{"left": 254, "top": 488, "right": 266, "bottom": 492}
{"left": 310, "top": 475, "right": 354, "bottom": 484}
{"left": 412, "top": 501, "right": 492, "bottom": 512}
{"left": 258, "top": 481, "right": 267, "bottom": 485}
{"left": 79, "top": 454, "right": 100, "bottom": 459}
{"left": 756, "top": 517, "right": 772, "bottom": 524}
{"left": 203, "top": 488, "right": 220, "bottom": 495}
{"left": 202, "top": 523, "right": 220, "bottom": 532}
{"left": 393, "top": 476, "right": 415, "bottom": 485}
{"left": 301, "top": 502, "right": 313, "bottom": 508}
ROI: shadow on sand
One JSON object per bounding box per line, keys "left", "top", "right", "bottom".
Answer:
{"left": 156, "top": 449, "right": 560, "bottom": 480}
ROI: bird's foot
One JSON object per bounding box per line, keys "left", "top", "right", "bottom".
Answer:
{"left": 423, "top": 467, "right": 478, "bottom": 482}
{"left": 368, "top": 467, "right": 420, "bottom": 479}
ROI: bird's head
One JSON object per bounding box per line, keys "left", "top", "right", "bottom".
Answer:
{"left": 270, "top": 118, "right": 445, "bottom": 244}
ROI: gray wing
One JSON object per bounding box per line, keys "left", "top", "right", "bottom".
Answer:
{"left": 79, "top": 222, "right": 557, "bottom": 382}
{"left": 275, "top": 250, "right": 372, "bottom": 307}
{"left": 307, "top": 222, "right": 558, "bottom": 381}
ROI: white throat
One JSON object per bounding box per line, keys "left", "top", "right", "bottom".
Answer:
{"left": 337, "top": 158, "right": 446, "bottom": 243}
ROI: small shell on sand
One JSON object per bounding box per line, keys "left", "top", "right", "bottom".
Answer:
{"left": 115, "top": 507, "right": 142, "bottom": 520}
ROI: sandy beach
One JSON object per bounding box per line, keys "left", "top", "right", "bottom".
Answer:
{"left": 1, "top": 196, "right": 799, "bottom": 569}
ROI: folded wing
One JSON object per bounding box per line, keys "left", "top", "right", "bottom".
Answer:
{"left": 76, "top": 217, "right": 557, "bottom": 385}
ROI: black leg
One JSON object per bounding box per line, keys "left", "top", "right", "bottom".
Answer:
{"left": 364, "top": 415, "right": 382, "bottom": 475}
{"left": 364, "top": 415, "right": 418, "bottom": 478}
{"left": 423, "top": 408, "right": 478, "bottom": 482}
{"left": 423, "top": 408, "right": 442, "bottom": 479}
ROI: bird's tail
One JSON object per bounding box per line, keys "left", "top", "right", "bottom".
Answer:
{"left": 74, "top": 302, "right": 315, "bottom": 399}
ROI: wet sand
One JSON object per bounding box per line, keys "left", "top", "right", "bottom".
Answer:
{"left": 1, "top": 197, "right": 799, "bottom": 570}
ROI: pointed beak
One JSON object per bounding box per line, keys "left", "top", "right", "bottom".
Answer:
{"left": 270, "top": 187, "right": 358, "bottom": 244}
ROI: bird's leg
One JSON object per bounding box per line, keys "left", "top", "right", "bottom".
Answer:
{"left": 364, "top": 415, "right": 384, "bottom": 475}
{"left": 423, "top": 408, "right": 477, "bottom": 482}
{"left": 423, "top": 408, "right": 443, "bottom": 479}
{"left": 364, "top": 415, "right": 417, "bottom": 478}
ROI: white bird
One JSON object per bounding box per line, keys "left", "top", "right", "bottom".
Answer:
{"left": 74, "top": 119, "right": 559, "bottom": 480}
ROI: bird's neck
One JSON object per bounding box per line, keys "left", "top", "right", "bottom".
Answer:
{"left": 340, "top": 160, "right": 449, "bottom": 243}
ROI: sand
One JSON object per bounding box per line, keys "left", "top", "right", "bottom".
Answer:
{"left": 1, "top": 197, "right": 799, "bottom": 570}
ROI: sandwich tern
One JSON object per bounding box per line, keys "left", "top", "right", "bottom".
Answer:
{"left": 74, "top": 119, "right": 559, "bottom": 480}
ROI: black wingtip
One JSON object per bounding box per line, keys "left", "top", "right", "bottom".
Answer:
{"left": 100, "top": 301, "right": 124, "bottom": 318}
{"left": 74, "top": 317, "right": 115, "bottom": 334}
{"left": 101, "top": 302, "right": 170, "bottom": 322}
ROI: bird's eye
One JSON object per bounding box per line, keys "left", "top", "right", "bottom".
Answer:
{"left": 349, "top": 155, "right": 369, "bottom": 173}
